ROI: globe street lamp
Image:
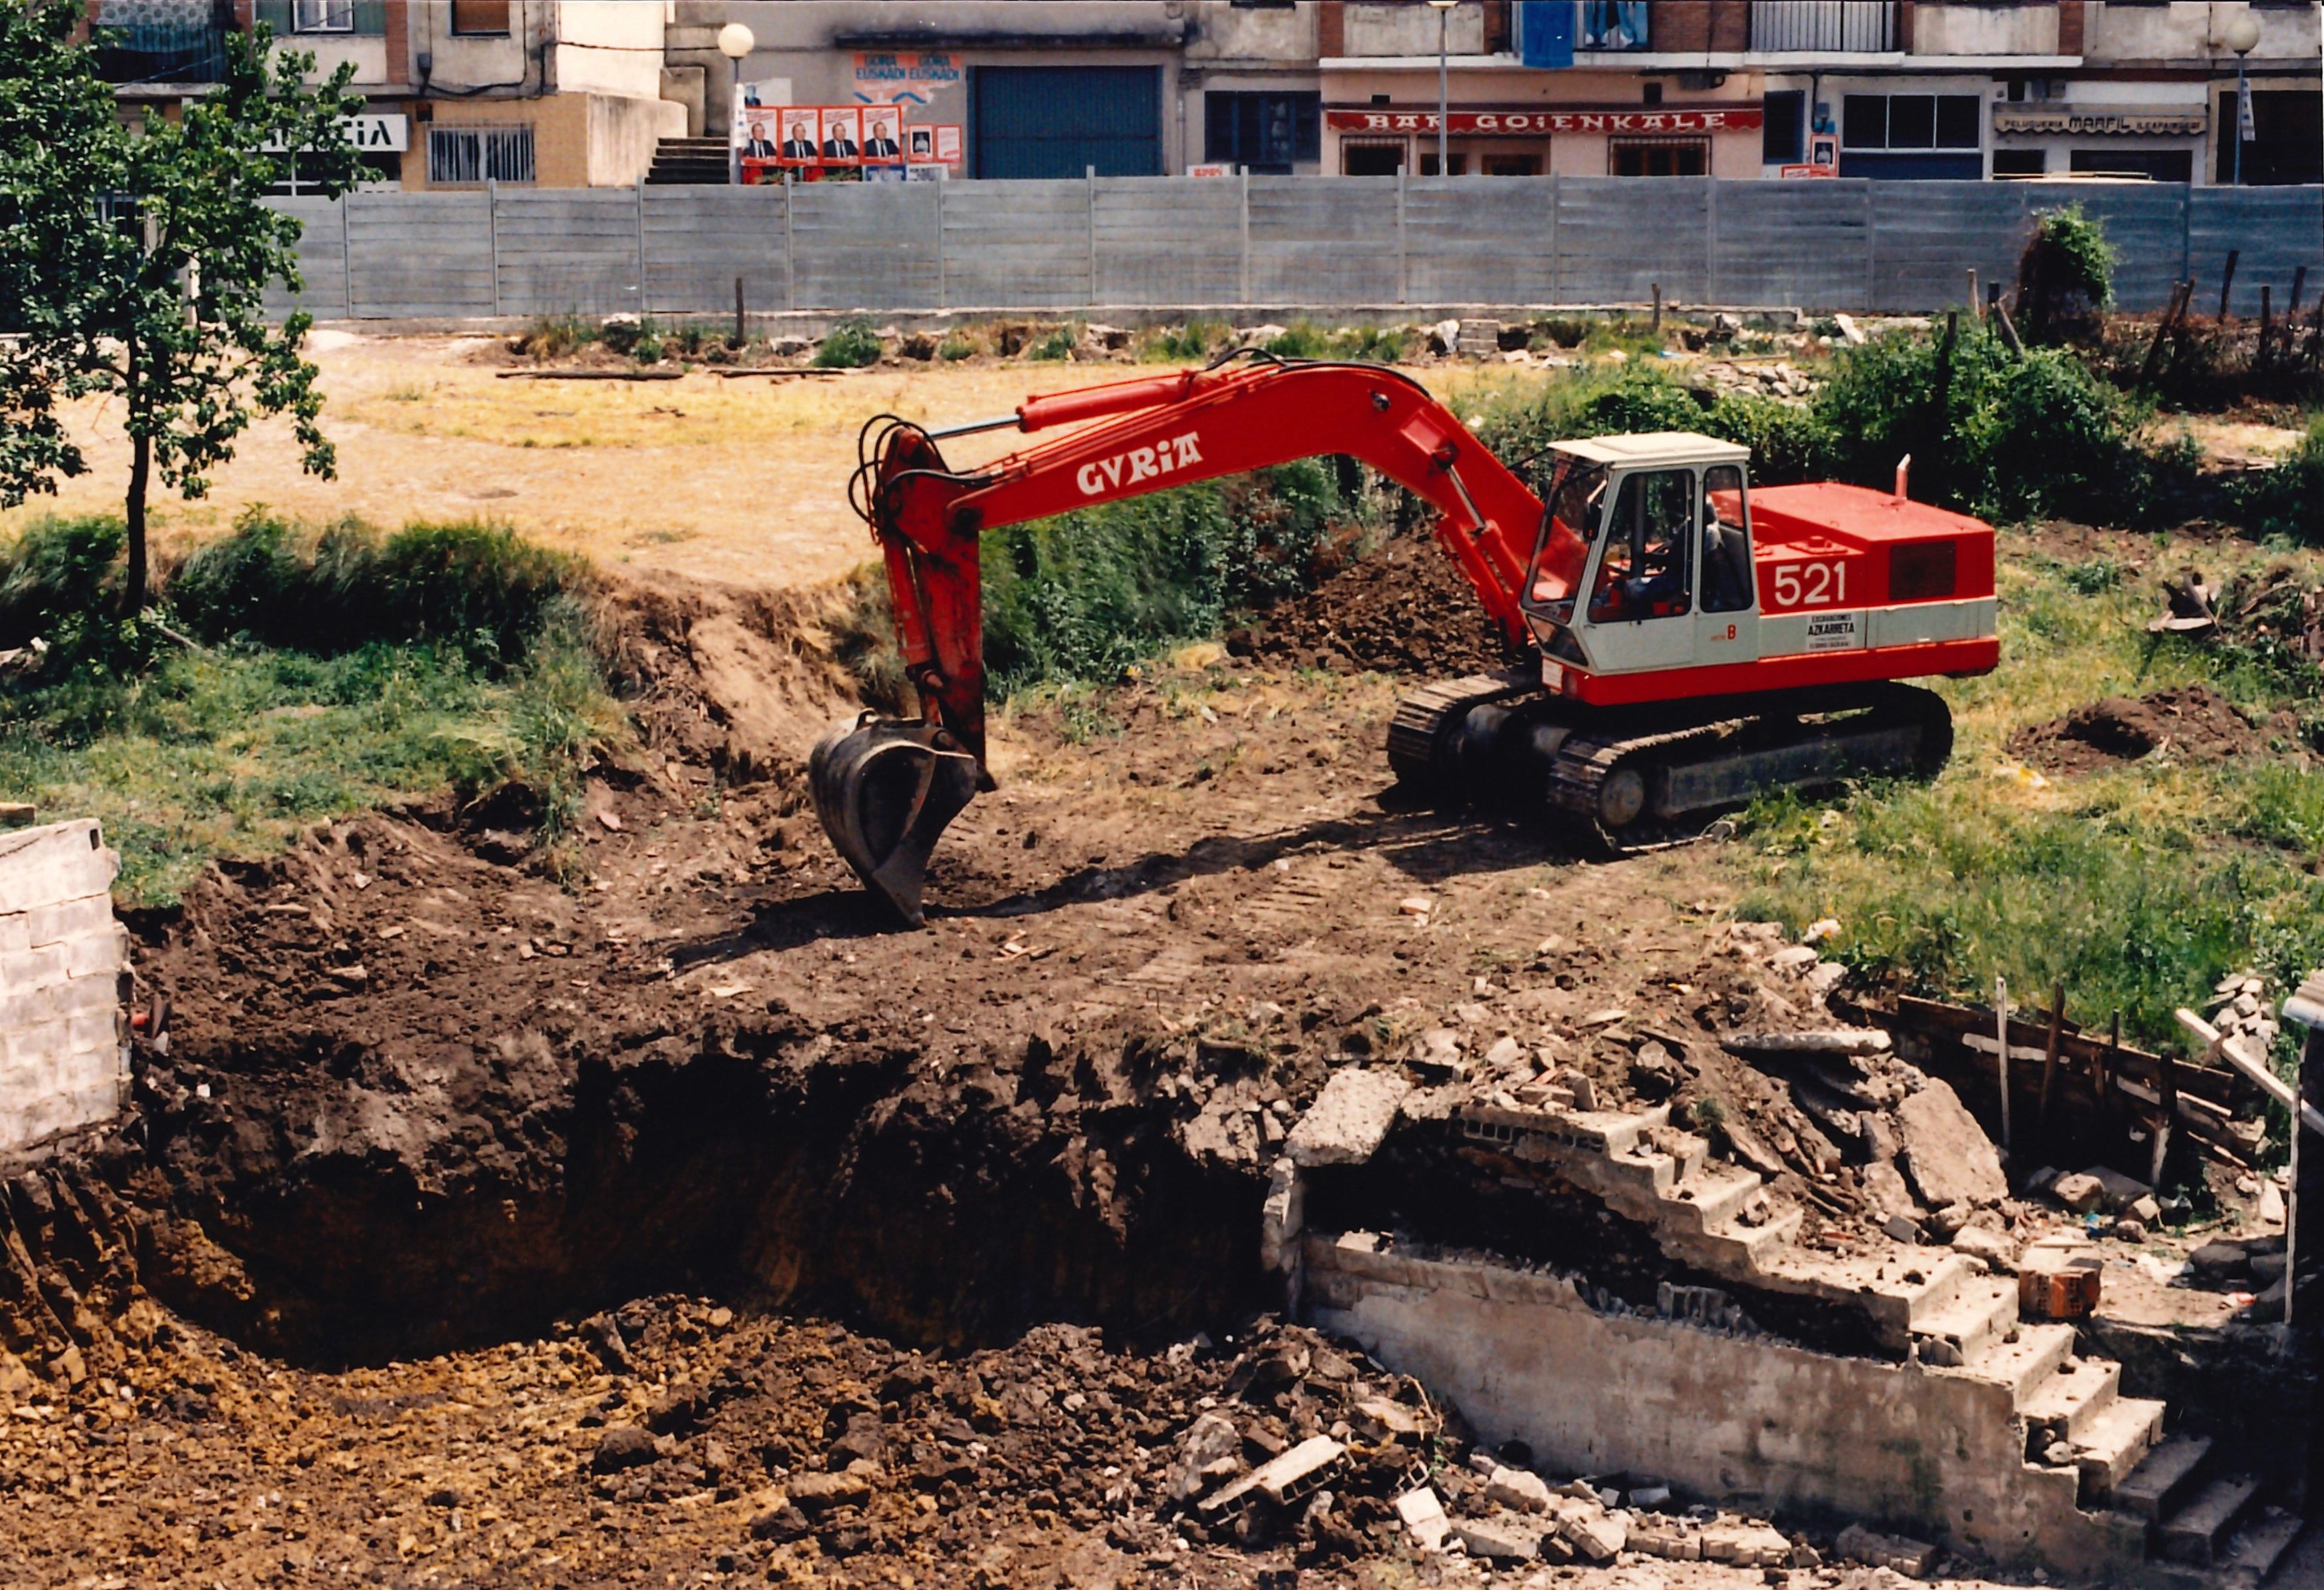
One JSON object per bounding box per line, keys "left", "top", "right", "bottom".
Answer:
{"left": 2222, "top": 13, "right": 2261, "bottom": 185}
{"left": 718, "top": 22, "right": 756, "bottom": 186}
{"left": 1429, "top": 0, "right": 1458, "bottom": 177}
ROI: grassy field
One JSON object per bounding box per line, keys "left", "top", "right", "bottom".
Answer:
{"left": 1729, "top": 531, "right": 2324, "bottom": 1053}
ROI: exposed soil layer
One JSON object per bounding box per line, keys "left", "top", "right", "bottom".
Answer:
{"left": 1227, "top": 533, "right": 1522, "bottom": 679}
{"left": 2007, "top": 682, "right": 2269, "bottom": 773}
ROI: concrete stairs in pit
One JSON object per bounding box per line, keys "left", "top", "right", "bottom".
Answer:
{"left": 1452, "top": 1098, "right": 2309, "bottom": 1586}
{"left": 645, "top": 137, "right": 732, "bottom": 186}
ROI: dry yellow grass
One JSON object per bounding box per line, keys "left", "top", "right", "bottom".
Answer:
{"left": 0, "top": 333, "right": 1512, "bottom": 593}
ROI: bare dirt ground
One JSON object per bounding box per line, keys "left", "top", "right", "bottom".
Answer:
{"left": 3, "top": 344, "right": 2311, "bottom": 1589}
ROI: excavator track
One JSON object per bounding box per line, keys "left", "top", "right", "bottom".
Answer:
{"left": 1394, "top": 680, "right": 1954, "bottom": 855}
{"left": 1385, "top": 668, "right": 1536, "bottom": 792}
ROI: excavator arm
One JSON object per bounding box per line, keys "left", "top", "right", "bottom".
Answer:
{"left": 814, "top": 355, "right": 1558, "bottom": 923}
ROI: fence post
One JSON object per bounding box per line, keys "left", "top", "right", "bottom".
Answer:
{"left": 1087, "top": 166, "right": 1099, "bottom": 308}
{"left": 634, "top": 176, "right": 647, "bottom": 310}
{"left": 934, "top": 180, "right": 946, "bottom": 311}
{"left": 1396, "top": 166, "right": 1408, "bottom": 306}
{"left": 783, "top": 172, "right": 796, "bottom": 312}
{"left": 1548, "top": 173, "right": 1560, "bottom": 304}
{"left": 486, "top": 179, "right": 502, "bottom": 317}
{"left": 1239, "top": 168, "right": 1251, "bottom": 307}
{"left": 339, "top": 194, "right": 353, "bottom": 317}
{"left": 1860, "top": 181, "right": 1875, "bottom": 312}
{"left": 1705, "top": 177, "right": 1720, "bottom": 306}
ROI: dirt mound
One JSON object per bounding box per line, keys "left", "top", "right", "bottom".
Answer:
{"left": 2008, "top": 683, "right": 2269, "bottom": 774}
{"left": 603, "top": 571, "right": 862, "bottom": 782}
{"left": 1227, "top": 532, "right": 1523, "bottom": 678}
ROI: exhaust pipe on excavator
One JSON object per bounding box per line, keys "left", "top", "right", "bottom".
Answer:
{"left": 808, "top": 714, "right": 981, "bottom": 926}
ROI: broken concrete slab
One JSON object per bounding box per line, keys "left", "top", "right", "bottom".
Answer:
{"left": 1836, "top": 1522, "right": 1936, "bottom": 1576}
{"left": 1553, "top": 1500, "right": 1627, "bottom": 1561}
{"left": 1895, "top": 1078, "right": 2006, "bottom": 1208}
{"left": 1453, "top": 1515, "right": 1544, "bottom": 1560}
{"left": 1396, "top": 1485, "right": 1450, "bottom": 1551}
{"left": 2050, "top": 1172, "right": 2106, "bottom": 1214}
{"left": 1951, "top": 1225, "right": 2020, "bottom": 1274}
{"left": 1721, "top": 1028, "right": 1895, "bottom": 1057}
{"left": 1199, "top": 1434, "right": 1346, "bottom": 1513}
{"left": 1484, "top": 1465, "right": 1552, "bottom": 1513}
{"left": 1285, "top": 1069, "right": 1410, "bottom": 1167}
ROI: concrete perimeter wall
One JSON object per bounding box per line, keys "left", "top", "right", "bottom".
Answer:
{"left": 1303, "top": 1234, "right": 2144, "bottom": 1581}
{"left": 0, "top": 822, "right": 127, "bottom": 1156}
{"left": 264, "top": 177, "right": 2323, "bottom": 320}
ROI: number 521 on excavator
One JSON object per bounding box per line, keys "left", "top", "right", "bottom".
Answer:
{"left": 811, "top": 352, "right": 1997, "bottom": 924}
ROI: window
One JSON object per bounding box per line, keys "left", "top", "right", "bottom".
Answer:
{"left": 1481, "top": 152, "right": 1542, "bottom": 176}
{"left": 428, "top": 125, "right": 534, "bottom": 186}
{"left": 451, "top": 0, "right": 511, "bottom": 37}
{"left": 1580, "top": 1, "right": 1650, "bottom": 51}
{"left": 1418, "top": 150, "right": 1468, "bottom": 176}
{"left": 1843, "top": 93, "right": 1980, "bottom": 150}
{"left": 1610, "top": 138, "right": 1707, "bottom": 177}
{"left": 293, "top": 0, "right": 352, "bottom": 31}
{"left": 1763, "top": 90, "right": 1805, "bottom": 164}
{"left": 2070, "top": 148, "right": 2189, "bottom": 183}
{"left": 1590, "top": 469, "right": 1695, "bottom": 622}
{"left": 1701, "top": 466, "right": 1753, "bottom": 614}
{"left": 2219, "top": 91, "right": 2324, "bottom": 185}
{"left": 1991, "top": 148, "right": 2046, "bottom": 177}
{"left": 1204, "top": 91, "right": 1319, "bottom": 173}
{"left": 1341, "top": 140, "right": 1404, "bottom": 176}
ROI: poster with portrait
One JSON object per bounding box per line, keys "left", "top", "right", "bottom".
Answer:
{"left": 860, "top": 104, "right": 904, "bottom": 164}
{"left": 818, "top": 107, "right": 862, "bottom": 166}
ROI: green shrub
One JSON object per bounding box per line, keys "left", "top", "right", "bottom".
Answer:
{"left": 510, "top": 313, "right": 596, "bottom": 359}
{"left": 168, "top": 512, "right": 584, "bottom": 669}
{"left": 1468, "top": 365, "right": 1835, "bottom": 497}
{"left": 938, "top": 332, "right": 975, "bottom": 362}
{"left": 2016, "top": 204, "right": 2116, "bottom": 338}
{"left": 1141, "top": 320, "right": 1228, "bottom": 362}
{"left": 814, "top": 316, "right": 884, "bottom": 369}
{"left": 1029, "top": 324, "right": 1078, "bottom": 362}
{"left": 1263, "top": 321, "right": 1331, "bottom": 359}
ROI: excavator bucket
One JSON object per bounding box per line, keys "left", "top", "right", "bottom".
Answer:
{"left": 809, "top": 714, "right": 981, "bottom": 926}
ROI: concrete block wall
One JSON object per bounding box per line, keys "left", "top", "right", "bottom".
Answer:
{"left": 0, "top": 822, "right": 128, "bottom": 1155}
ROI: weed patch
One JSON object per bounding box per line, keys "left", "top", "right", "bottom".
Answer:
{"left": 814, "top": 316, "right": 884, "bottom": 370}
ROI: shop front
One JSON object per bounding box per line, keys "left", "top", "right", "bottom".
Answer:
{"left": 1325, "top": 105, "right": 1764, "bottom": 178}
{"left": 1990, "top": 98, "right": 2208, "bottom": 185}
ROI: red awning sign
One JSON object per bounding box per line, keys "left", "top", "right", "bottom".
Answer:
{"left": 1326, "top": 108, "right": 1761, "bottom": 136}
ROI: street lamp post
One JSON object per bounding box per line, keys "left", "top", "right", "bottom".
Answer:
{"left": 2223, "top": 13, "right": 2261, "bottom": 186}
{"left": 1429, "top": 0, "right": 1458, "bottom": 176}
{"left": 717, "top": 23, "right": 756, "bottom": 186}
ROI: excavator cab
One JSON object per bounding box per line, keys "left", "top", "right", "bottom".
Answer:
{"left": 1520, "top": 434, "right": 1759, "bottom": 683}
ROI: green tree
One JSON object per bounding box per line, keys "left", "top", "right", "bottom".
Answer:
{"left": 0, "top": 1, "right": 364, "bottom": 615}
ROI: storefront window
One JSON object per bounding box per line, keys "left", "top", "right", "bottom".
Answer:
{"left": 1610, "top": 139, "right": 1706, "bottom": 178}
{"left": 1342, "top": 140, "right": 1404, "bottom": 176}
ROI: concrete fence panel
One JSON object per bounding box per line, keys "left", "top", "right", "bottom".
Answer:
{"left": 344, "top": 190, "right": 493, "bottom": 319}
{"left": 2189, "top": 186, "right": 2324, "bottom": 316}
{"left": 1405, "top": 176, "right": 1556, "bottom": 306}
{"left": 1247, "top": 176, "right": 1398, "bottom": 306}
{"left": 642, "top": 186, "right": 789, "bottom": 318}
{"left": 1869, "top": 182, "right": 2038, "bottom": 316}
{"left": 262, "top": 178, "right": 2324, "bottom": 322}
{"left": 1557, "top": 177, "right": 1711, "bottom": 304}
{"left": 1093, "top": 178, "right": 1242, "bottom": 306}
{"left": 493, "top": 189, "right": 642, "bottom": 318}
{"left": 792, "top": 182, "right": 940, "bottom": 312}
{"left": 264, "top": 196, "right": 349, "bottom": 321}
{"left": 1715, "top": 180, "right": 1870, "bottom": 311}
{"left": 939, "top": 180, "right": 1091, "bottom": 308}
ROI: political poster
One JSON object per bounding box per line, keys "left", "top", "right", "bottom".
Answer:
{"left": 818, "top": 107, "right": 862, "bottom": 166}
{"left": 861, "top": 104, "right": 905, "bottom": 164}
{"left": 776, "top": 107, "right": 821, "bottom": 166}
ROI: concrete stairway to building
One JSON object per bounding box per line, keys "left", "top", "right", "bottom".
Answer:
{"left": 645, "top": 137, "right": 732, "bottom": 186}
{"left": 1450, "top": 1097, "right": 2309, "bottom": 1586}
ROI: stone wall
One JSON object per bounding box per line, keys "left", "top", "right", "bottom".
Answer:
{"left": 0, "top": 822, "right": 128, "bottom": 1155}
{"left": 1303, "top": 1234, "right": 2147, "bottom": 1582}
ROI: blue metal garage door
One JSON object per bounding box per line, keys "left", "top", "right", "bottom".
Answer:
{"left": 972, "top": 65, "right": 1162, "bottom": 179}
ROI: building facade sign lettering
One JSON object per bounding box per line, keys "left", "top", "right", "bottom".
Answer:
{"left": 1325, "top": 108, "right": 1761, "bottom": 136}
{"left": 1992, "top": 106, "right": 2209, "bottom": 138}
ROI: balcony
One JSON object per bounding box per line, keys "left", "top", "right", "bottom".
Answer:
{"left": 1749, "top": 1, "right": 1896, "bottom": 55}
{"left": 1576, "top": 1, "right": 1650, "bottom": 53}
{"left": 93, "top": 0, "right": 231, "bottom": 85}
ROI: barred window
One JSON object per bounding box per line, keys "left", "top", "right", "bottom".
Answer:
{"left": 293, "top": 0, "right": 353, "bottom": 31}
{"left": 427, "top": 125, "right": 534, "bottom": 186}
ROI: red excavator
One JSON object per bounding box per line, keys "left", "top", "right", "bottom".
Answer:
{"left": 812, "top": 352, "right": 1998, "bottom": 924}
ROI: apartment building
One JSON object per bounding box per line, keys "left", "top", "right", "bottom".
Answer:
{"left": 91, "top": 0, "right": 682, "bottom": 188}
